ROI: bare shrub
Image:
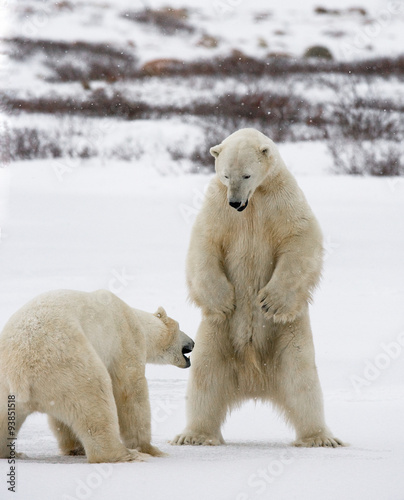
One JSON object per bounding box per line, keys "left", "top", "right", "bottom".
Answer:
{"left": 3, "top": 86, "right": 315, "bottom": 134}
{"left": 187, "top": 89, "right": 324, "bottom": 142}
{"left": 3, "top": 83, "right": 325, "bottom": 144}
{"left": 188, "top": 124, "right": 225, "bottom": 171}
{"left": 326, "top": 78, "right": 404, "bottom": 175}
{"left": 328, "top": 140, "right": 403, "bottom": 176}
{"left": 167, "top": 119, "right": 233, "bottom": 173}
{"left": 109, "top": 140, "right": 145, "bottom": 162}
{"left": 48, "top": 59, "right": 138, "bottom": 83}
{"left": 6, "top": 37, "right": 135, "bottom": 62}
{"left": 3, "top": 89, "right": 152, "bottom": 119}
{"left": 5, "top": 38, "right": 404, "bottom": 85}
{"left": 328, "top": 80, "right": 401, "bottom": 141}
{"left": 5, "top": 37, "right": 138, "bottom": 82}
{"left": 1, "top": 127, "right": 64, "bottom": 162}
{"left": 166, "top": 52, "right": 271, "bottom": 78}
{"left": 137, "top": 53, "right": 404, "bottom": 79}
{"left": 167, "top": 146, "right": 187, "bottom": 162}
{"left": 334, "top": 107, "right": 399, "bottom": 141}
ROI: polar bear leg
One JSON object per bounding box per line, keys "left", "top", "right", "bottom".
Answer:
{"left": 272, "top": 315, "right": 344, "bottom": 447}
{"left": 171, "top": 318, "right": 233, "bottom": 446}
{"left": 0, "top": 381, "right": 31, "bottom": 458}
{"left": 48, "top": 417, "right": 84, "bottom": 456}
{"left": 111, "top": 365, "right": 165, "bottom": 457}
{"left": 42, "top": 354, "right": 147, "bottom": 463}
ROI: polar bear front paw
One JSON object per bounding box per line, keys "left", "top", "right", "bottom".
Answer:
{"left": 123, "top": 449, "right": 151, "bottom": 462}
{"left": 138, "top": 444, "right": 168, "bottom": 457}
{"left": 293, "top": 435, "right": 345, "bottom": 448}
{"left": 258, "top": 285, "right": 302, "bottom": 323}
{"left": 170, "top": 432, "right": 223, "bottom": 446}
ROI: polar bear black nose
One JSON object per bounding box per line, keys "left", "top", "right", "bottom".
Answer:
{"left": 182, "top": 340, "right": 194, "bottom": 354}
{"left": 229, "top": 201, "right": 242, "bottom": 209}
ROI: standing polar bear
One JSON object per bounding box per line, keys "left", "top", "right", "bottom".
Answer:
{"left": 172, "top": 128, "right": 343, "bottom": 448}
{"left": 0, "top": 289, "right": 194, "bottom": 463}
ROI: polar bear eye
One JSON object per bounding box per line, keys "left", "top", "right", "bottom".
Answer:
{"left": 224, "top": 175, "right": 229, "bottom": 179}
{"left": 243, "top": 175, "right": 251, "bottom": 179}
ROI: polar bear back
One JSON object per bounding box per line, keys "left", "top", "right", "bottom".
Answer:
{"left": 0, "top": 290, "right": 145, "bottom": 399}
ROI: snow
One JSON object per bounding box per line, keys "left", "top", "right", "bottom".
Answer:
{"left": 1, "top": 157, "right": 404, "bottom": 499}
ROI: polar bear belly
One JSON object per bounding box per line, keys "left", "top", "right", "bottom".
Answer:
{"left": 223, "top": 230, "right": 275, "bottom": 353}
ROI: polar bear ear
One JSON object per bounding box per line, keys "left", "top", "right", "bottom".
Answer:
{"left": 210, "top": 144, "right": 223, "bottom": 158}
{"left": 260, "top": 144, "right": 271, "bottom": 157}
{"left": 154, "top": 306, "right": 168, "bottom": 321}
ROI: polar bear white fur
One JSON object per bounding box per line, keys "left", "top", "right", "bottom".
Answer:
{"left": 172, "top": 128, "right": 343, "bottom": 448}
{"left": 0, "top": 289, "right": 194, "bottom": 463}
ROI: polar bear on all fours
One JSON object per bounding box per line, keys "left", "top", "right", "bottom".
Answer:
{"left": 172, "top": 128, "right": 344, "bottom": 448}
{"left": 0, "top": 289, "right": 194, "bottom": 463}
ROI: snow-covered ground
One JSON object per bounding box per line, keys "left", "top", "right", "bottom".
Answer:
{"left": 3, "top": 0, "right": 404, "bottom": 62}
{"left": 0, "top": 154, "right": 404, "bottom": 500}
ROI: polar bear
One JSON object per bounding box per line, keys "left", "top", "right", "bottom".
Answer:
{"left": 172, "top": 128, "right": 343, "bottom": 448}
{"left": 0, "top": 289, "right": 194, "bottom": 463}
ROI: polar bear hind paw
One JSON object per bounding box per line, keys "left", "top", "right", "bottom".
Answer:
{"left": 104, "top": 449, "right": 150, "bottom": 463}
{"left": 139, "top": 444, "right": 168, "bottom": 457}
{"left": 65, "top": 446, "right": 85, "bottom": 456}
{"left": 126, "top": 449, "right": 150, "bottom": 461}
{"left": 293, "top": 435, "right": 345, "bottom": 448}
{"left": 170, "top": 432, "right": 222, "bottom": 446}
{"left": 88, "top": 449, "right": 149, "bottom": 463}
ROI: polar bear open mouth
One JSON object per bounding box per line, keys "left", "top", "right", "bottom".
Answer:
{"left": 182, "top": 344, "right": 193, "bottom": 367}
{"left": 237, "top": 200, "right": 248, "bottom": 212}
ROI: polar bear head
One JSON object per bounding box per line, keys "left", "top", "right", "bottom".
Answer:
{"left": 210, "top": 128, "right": 280, "bottom": 212}
{"left": 152, "top": 307, "right": 194, "bottom": 368}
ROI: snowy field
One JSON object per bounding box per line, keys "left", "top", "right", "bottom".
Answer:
{"left": 2, "top": 0, "right": 404, "bottom": 165}
{"left": 1, "top": 0, "right": 404, "bottom": 498}
{"left": 0, "top": 153, "right": 404, "bottom": 499}
{"left": 4, "top": 0, "right": 404, "bottom": 63}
